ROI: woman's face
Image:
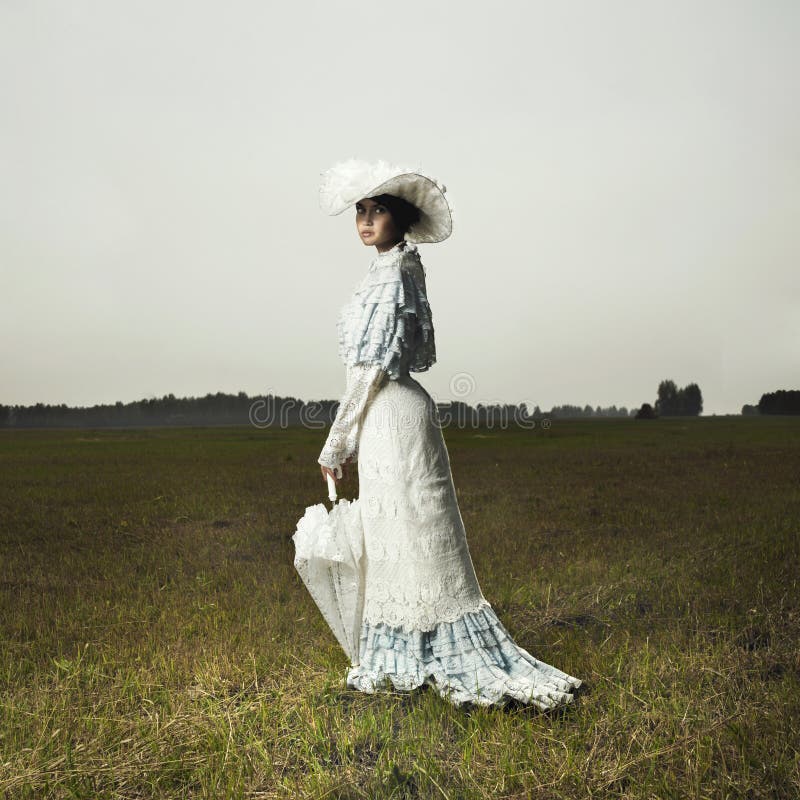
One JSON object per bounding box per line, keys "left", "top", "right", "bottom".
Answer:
{"left": 355, "top": 197, "right": 402, "bottom": 252}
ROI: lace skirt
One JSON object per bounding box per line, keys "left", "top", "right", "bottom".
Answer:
{"left": 347, "top": 373, "right": 583, "bottom": 709}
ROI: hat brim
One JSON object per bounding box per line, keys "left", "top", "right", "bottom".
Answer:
{"left": 320, "top": 161, "right": 453, "bottom": 244}
{"left": 357, "top": 173, "right": 452, "bottom": 244}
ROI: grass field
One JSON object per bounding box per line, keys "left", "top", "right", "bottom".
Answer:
{"left": 1, "top": 417, "right": 798, "bottom": 799}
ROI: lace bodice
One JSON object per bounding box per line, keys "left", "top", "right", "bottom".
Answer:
{"left": 318, "top": 241, "right": 436, "bottom": 477}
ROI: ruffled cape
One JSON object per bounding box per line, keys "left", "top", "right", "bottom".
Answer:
{"left": 337, "top": 244, "right": 436, "bottom": 380}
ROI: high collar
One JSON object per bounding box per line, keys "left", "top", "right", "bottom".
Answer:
{"left": 369, "top": 240, "right": 418, "bottom": 270}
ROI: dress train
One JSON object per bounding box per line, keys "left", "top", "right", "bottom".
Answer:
{"left": 346, "top": 374, "right": 582, "bottom": 709}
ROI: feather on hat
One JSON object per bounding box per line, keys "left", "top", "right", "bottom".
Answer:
{"left": 319, "top": 158, "right": 454, "bottom": 244}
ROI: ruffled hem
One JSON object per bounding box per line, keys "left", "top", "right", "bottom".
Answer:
{"left": 346, "top": 606, "right": 582, "bottom": 710}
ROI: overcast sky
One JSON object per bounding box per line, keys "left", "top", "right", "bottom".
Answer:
{"left": 1, "top": 1, "right": 797, "bottom": 415}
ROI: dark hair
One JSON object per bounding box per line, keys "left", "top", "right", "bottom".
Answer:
{"left": 370, "top": 193, "right": 421, "bottom": 237}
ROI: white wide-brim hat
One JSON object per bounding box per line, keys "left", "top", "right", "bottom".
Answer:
{"left": 319, "top": 158, "right": 454, "bottom": 244}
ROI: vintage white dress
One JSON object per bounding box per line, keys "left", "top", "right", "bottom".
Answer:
{"left": 317, "top": 240, "right": 582, "bottom": 709}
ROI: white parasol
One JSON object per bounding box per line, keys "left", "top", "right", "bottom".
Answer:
{"left": 292, "top": 474, "right": 365, "bottom": 665}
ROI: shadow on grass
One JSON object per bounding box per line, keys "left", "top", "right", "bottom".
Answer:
{"left": 323, "top": 676, "right": 588, "bottom": 721}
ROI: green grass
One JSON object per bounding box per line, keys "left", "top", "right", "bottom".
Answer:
{"left": 1, "top": 417, "right": 798, "bottom": 798}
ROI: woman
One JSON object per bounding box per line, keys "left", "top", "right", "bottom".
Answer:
{"left": 316, "top": 158, "right": 582, "bottom": 709}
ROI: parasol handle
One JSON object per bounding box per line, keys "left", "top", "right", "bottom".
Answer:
{"left": 326, "top": 473, "right": 337, "bottom": 503}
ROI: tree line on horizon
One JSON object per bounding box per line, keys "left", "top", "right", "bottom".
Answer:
{"left": 0, "top": 380, "right": 795, "bottom": 429}
{"left": 746, "top": 389, "right": 800, "bottom": 415}
{"left": 0, "top": 393, "right": 631, "bottom": 429}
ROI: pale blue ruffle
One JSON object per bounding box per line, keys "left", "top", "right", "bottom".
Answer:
{"left": 346, "top": 606, "right": 583, "bottom": 709}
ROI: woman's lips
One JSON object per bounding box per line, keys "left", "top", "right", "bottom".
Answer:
{"left": 361, "top": 231, "right": 373, "bottom": 237}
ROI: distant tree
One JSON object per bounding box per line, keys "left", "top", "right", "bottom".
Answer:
{"left": 655, "top": 380, "right": 679, "bottom": 415}
{"left": 682, "top": 382, "right": 703, "bottom": 415}
{"left": 655, "top": 379, "right": 703, "bottom": 416}
{"left": 758, "top": 390, "right": 800, "bottom": 415}
{"left": 741, "top": 404, "right": 760, "bottom": 416}
{"left": 635, "top": 402, "right": 657, "bottom": 420}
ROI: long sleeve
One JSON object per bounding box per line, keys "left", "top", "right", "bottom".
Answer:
{"left": 318, "top": 362, "right": 387, "bottom": 478}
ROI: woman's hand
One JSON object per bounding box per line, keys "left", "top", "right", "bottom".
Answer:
{"left": 320, "top": 455, "right": 355, "bottom": 483}
{"left": 320, "top": 464, "right": 340, "bottom": 483}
